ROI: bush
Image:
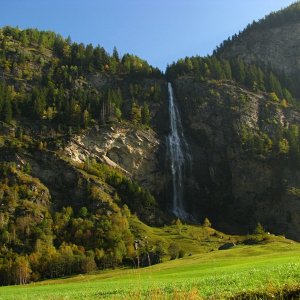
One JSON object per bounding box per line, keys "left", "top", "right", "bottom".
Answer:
{"left": 168, "top": 242, "right": 180, "bottom": 260}
{"left": 203, "top": 217, "right": 212, "bottom": 227}
{"left": 178, "top": 249, "right": 186, "bottom": 258}
{"left": 80, "top": 256, "right": 97, "bottom": 274}
{"left": 154, "top": 241, "right": 166, "bottom": 262}
{"left": 253, "top": 222, "right": 266, "bottom": 235}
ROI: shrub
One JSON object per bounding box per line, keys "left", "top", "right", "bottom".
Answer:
{"left": 178, "top": 249, "right": 186, "bottom": 258}
{"left": 168, "top": 242, "right": 180, "bottom": 260}
{"left": 254, "top": 222, "right": 266, "bottom": 235}
{"left": 203, "top": 217, "right": 212, "bottom": 227}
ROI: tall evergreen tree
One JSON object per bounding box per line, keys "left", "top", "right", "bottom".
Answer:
{"left": 268, "top": 72, "right": 283, "bottom": 97}
{"left": 112, "top": 46, "right": 120, "bottom": 62}
{"left": 2, "top": 97, "right": 13, "bottom": 123}
{"left": 141, "top": 103, "right": 150, "bottom": 126}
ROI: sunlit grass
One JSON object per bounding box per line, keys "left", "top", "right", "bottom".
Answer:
{"left": 1, "top": 241, "right": 299, "bottom": 299}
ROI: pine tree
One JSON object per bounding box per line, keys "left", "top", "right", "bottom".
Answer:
{"left": 268, "top": 72, "right": 283, "bottom": 97}
{"left": 232, "top": 58, "right": 246, "bottom": 84}
{"left": 130, "top": 103, "right": 141, "bottom": 125}
{"left": 209, "top": 57, "right": 224, "bottom": 79}
{"left": 222, "top": 60, "right": 232, "bottom": 80}
{"left": 82, "top": 109, "right": 90, "bottom": 128}
{"left": 203, "top": 217, "right": 212, "bottom": 227}
{"left": 110, "top": 57, "right": 117, "bottom": 74}
{"left": 254, "top": 222, "right": 266, "bottom": 235}
{"left": 141, "top": 103, "right": 150, "bottom": 126}
{"left": 175, "top": 218, "right": 183, "bottom": 234}
{"left": 32, "top": 89, "right": 46, "bottom": 119}
{"left": 2, "top": 97, "right": 12, "bottom": 123}
{"left": 283, "top": 88, "right": 293, "bottom": 104}
{"left": 112, "top": 46, "right": 120, "bottom": 62}
{"left": 20, "top": 31, "right": 29, "bottom": 47}
{"left": 114, "top": 107, "right": 122, "bottom": 121}
{"left": 152, "top": 83, "right": 161, "bottom": 102}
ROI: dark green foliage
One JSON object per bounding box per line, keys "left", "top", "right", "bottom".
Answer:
{"left": 130, "top": 103, "right": 142, "bottom": 125}
{"left": 231, "top": 58, "right": 245, "bottom": 84}
{"left": 141, "top": 103, "right": 151, "bottom": 126}
{"left": 168, "top": 242, "right": 180, "bottom": 260}
{"left": 0, "top": 26, "right": 163, "bottom": 130}
{"left": 0, "top": 161, "right": 139, "bottom": 285}
{"left": 213, "top": 3, "right": 300, "bottom": 98}
{"left": 203, "top": 217, "right": 212, "bottom": 228}
{"left": 238, "top": 113, "right": 300, "bottom": 164}
{"left": 253, "top": 222, "right": 266, "bottom": 235}
{"left": 0, "top": 84, "right": 13, "bottom": 123}
{"left": 166, "top": 56, "right": 293, "bottom": 103}
{"left": 31, "top": 88, "right": 46, "bottom": 119}
{"left": 82, "top": 161, "right": 157, "bottom": 219}
{"left": 268, "top": 72, "right": 283, "bottom": 97}
{"left": 178, "top": 248, "right": 186, "bottom": 258}
{"left": 216, "top": 2, "right": 300, "bottom": 58}
{"left": 2, "top": 97, "right": 12, "bottom": 123}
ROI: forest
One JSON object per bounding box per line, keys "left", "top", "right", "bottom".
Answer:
{"left": 0, "top": 26, "right": 163, "bottom": 132}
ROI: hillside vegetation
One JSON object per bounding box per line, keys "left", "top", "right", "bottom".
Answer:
{"left": 0, "top": 26, "right": 164, "bottom": 130}
{"left": 164, "top": 4, "right": 300, "bottom": 239}
{"left": 0, "top": 26, "right": 169, "bottom": 285}
{"left": 2, "top": 1, "right": 300, "bottom": 289}
{"left": 215, "top": 1, "right": 300, "bottom": 96}
{"left": 0, "top": 237, "right": 299, "bottom": 299}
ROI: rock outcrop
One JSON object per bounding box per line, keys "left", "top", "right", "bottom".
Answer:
{"left": 64, "top": 125, "right": 167, "bottom": 195}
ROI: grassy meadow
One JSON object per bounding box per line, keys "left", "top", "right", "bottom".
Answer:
{"left": 0, "top": 223, "right": 300, "bottom": 300}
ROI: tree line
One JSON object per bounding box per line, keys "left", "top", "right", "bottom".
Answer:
{"left": 213, "top": 3, "right": 300, "bottom": 97}
{"left": 0, "top": 26, "right": 162, "bottom": 77}
{"left": 0, "top": 26, "right": 164, "bottom": 132}
{"left": 166, "top": 56, "right": 294, "bottom": 105}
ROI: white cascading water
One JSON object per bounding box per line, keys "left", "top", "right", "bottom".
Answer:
{"left": 167, "top": 82, "right": 190, "bottom": 220}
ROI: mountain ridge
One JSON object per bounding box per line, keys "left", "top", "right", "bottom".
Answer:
{"left": 215, "top": 1, "right": 300, "bottom": 95}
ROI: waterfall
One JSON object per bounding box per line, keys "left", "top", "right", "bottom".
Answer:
{"left": 167, "top": 82, "right": 191, "bottom": 220}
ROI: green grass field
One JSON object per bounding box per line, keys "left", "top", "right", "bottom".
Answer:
{"left": 1, "top": 233, "right": 300, "bottom": 300}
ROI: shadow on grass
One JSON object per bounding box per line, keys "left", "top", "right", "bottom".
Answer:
{"left": 230, "top": 284, "right": 300, "bottom": 300}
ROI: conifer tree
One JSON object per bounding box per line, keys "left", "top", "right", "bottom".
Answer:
{"left": 222, "top": 60, "right": 232, "bottom": 80}
{"left": 2, "top": 97, "right": 13, "bottom": 123}
{"left": 232, "top": 59, "right": 246, "bottom": 84}
{"left": 112, "top": 46, "right": 120, "bottom": 62}
{"left": 268, "top": 72, "right": 283, "bottom": 97}
{"left": 130, "top": 103, "right": 141, "bottom": 125}
{"left": 141, "top": 103, "right": 150, "bottom": 126}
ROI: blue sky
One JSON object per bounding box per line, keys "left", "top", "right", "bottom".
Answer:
{"left": 0, "top": 0, "right": 297, "bottom": 70}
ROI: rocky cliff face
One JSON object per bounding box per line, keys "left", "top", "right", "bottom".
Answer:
{"left": 172, "top": 76, "right": 300, "bottom": 240}
{"left": 64, "top": 124, "right": 167, "bottom": 195}
{"left": 57, "top": 74, "right": 300, "bottom": 240}
{"left": 0, "top": 124, "right": 167, "bottom": 226}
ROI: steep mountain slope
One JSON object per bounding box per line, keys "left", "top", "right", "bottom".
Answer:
{"left": 164, "top": 2, "right": 300, "bottom": 239}
{"left": 171, "top": 76, "right": 300, "bottom": 239}
{"left": 0, "top": 26, "right": 170, "bottom": 202}
{"left": 2, "top": 8, "right": 300, "bottom": 285}
{"left": 216, "top": 2, "right": 300, "bottom": 94}
{"left": 0, "top": 26, "right": 174, "bottom": 284}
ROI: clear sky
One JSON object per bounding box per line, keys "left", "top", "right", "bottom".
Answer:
{"left": 0, "top": 0, "right": 297, "bottom": 70}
